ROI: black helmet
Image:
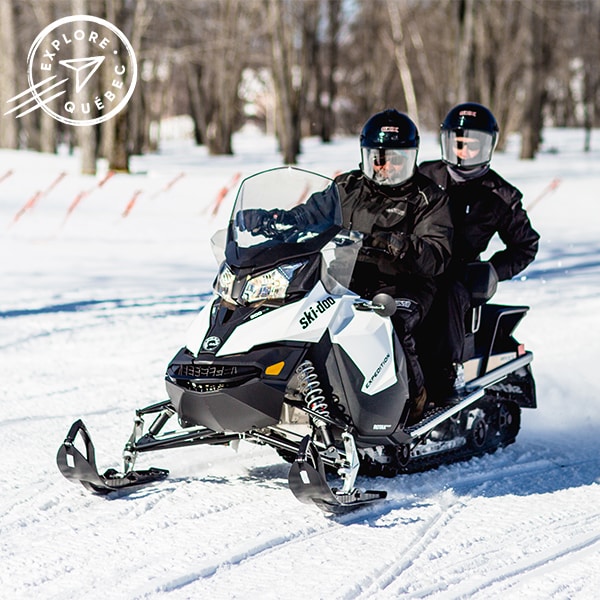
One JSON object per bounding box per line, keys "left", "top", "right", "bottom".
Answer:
{"left": 440, "top": 102, "right": 499, "bottom": 169}
{"left": 360, "top": 109, "right": 419, "bottom": 187}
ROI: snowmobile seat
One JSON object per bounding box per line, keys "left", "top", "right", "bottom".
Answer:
{"left": 471, "top": 304, "right": 529, "bottom": 376}
{"left": 461, "top": 262, "right": 500, "bottom": 361}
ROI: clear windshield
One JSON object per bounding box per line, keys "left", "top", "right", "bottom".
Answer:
{"left": 210, "top": 167, "right": 362, "bottom": 293}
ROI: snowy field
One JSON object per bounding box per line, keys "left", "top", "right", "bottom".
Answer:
{"left": 1, "top": 125, "right": 599, "bottom": 599}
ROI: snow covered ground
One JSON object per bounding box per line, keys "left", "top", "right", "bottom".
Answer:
{"left": 1, "top": 126, "right": 599, "bottom": 599}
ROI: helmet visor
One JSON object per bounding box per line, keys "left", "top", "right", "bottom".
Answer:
{"left": 361, "top": 147, "right": 417, "bottom": 186}
{"left": 441, "top": 129, "right": 496, "bottom": 168}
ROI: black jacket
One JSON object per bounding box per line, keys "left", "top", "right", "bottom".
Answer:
{"left": 333, "top": 170, "right": 452, "bottom": 311}
{"left": 419, "top": 160, "right": 539, "bottom": 281}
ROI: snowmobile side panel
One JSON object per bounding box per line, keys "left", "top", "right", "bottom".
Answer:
{"left": 327, "top": 338, "right": 408, "bottom": 439}
{"left": 329, "top": 305, "right": 399, "bottom": 395}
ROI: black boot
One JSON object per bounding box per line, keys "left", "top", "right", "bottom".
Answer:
{"left": 407, "top": 387, "right": 428, "bottom": 425}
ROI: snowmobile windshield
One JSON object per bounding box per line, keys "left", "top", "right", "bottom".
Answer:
{"left": 225, "top": 167, "right": 343, "bottom": 269}
{"left": 209, "top": 167, "right": 364, "bottom": 296}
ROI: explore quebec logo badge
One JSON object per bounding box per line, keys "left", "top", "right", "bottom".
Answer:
{"left": 4, "top": 15, "right": 137, "bottom": 126}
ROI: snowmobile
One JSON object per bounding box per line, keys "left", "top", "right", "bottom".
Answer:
{"left": 57, "top": 166, "right": 536, "bottom": 514}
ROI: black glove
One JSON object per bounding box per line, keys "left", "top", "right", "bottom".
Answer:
{"left": 236, "top": 209, "right": 297, "bottom": 236}
{"left": 236, "top": 209, "right": 274, "bottom": 234}
{"left": 365, "top": 231, "right": 408, "bottom": 260}
{"left": 392, "top": 297, "right": 422, "bottom": 333}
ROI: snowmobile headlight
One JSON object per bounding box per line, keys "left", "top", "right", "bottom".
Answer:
{"left": 241, "top": 261, "right": 306, "bottom": 304}
{"left": 215, "top": 264, "right": 236, "bottom": 303}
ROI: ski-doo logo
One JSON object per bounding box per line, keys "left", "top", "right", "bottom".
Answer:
{"left": 365, "top": 353, "right": 391, "bottom": 389}
{"left": 299, "top": 296, "right": 335, "bottom": 329}
{"left": 202, "top": 336, "right": 222, "bottom": 352}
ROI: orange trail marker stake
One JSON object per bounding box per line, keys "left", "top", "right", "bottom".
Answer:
{"left": 526, "top": 177, "right": 561, "bottom": 211}
{"left": 62, "top": 170, "right": 115, "bottom": 227}
{"left": 10, "top": 171, "right": 67, "bottom": 226}
{"left": 122, "top": 190, "right": 142, "bottom": 218}
{"left": 209, "top": 172, "right": 241, "bottom": 217}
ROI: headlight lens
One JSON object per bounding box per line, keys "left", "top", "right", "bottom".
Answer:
{"left": 215, "top": 264, "right": 236, "bottom": 303}
{"left": 215, "top": 261, "right": 306, "bottom": 304}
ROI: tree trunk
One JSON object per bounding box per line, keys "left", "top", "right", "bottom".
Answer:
{"left": 456, "top": 0, "right": 475, "bottom": 102}
{"left": 386, "top": 0, "right": 419, "bottom": 123}
{"left": 268, "top": 0, "right": 302, "bottom": 164}
{"left": 319, "top": 0, "right": 341, "bottom": 143}
{"left": 520, "top": 2, "right": 545, "bottom": 160}
{"left": 70, "top": 0, "right": 97, "bottom": 174}
{"left": 0, "top": 0, "right": 19, "bottom": 149}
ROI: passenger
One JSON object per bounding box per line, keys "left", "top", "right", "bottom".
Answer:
{"left": 418, "top": 102, "right": 540, "bottom": 405}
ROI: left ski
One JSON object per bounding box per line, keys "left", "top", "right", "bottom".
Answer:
{"left": 288, "top": 435, "right": 386, "bottom": 514}
{"left": 56, "top": 419, "right": 169, "bottom": 494}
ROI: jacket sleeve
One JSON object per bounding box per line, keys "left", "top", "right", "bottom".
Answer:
{"left": 489, "top": 193, "right": 540, "bottom": 281}
{"left": 394, "top": 186, "right": 453, "bottom": 277}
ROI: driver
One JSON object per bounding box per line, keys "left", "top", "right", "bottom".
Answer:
{"left": 239, "top": 109, "right": 453, "bottom": 424}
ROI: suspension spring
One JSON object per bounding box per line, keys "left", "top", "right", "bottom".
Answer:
{"left": 296, "top": 360, "right": 330, "bottom": 419}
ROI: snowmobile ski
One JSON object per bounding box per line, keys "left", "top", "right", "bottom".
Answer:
{"left": 288, "top": 435, "right": 387, "bottom": 514}
{"left": 56, "top": 419, "right": 169, "bottom": 494}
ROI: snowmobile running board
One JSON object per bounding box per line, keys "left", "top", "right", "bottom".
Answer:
{"left": 409, "top": 351, "right": 533, "bottom": 438}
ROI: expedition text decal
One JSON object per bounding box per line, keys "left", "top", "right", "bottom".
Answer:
{"left": 365, "top": 353, "right": 391, "bottom": 389}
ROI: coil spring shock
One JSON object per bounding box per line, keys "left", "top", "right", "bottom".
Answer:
{"left": 296, "top": 360, "right": 335, "bottom": 449}
{"left": 296, "top": 360, "right": 329, "bottom": 418}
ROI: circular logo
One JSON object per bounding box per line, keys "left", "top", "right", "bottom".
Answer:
{"left": 26, "top": 14, "right": 137, "bottom": 126}
{"left": 202, "top": 336, "right": 222, "bottom": 352}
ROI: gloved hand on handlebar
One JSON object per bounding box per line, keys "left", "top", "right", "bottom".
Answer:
{"left": 393, "top": 297, "right": 422, "bottom": 333}
{"left": 236, "top": 209, "right": 274, "bottom": 234}
{"left": 235, "top": 208, "right": 297, "bottom": 236}
{"left": 364, "top": 231, "right": 409, "bottom": 260}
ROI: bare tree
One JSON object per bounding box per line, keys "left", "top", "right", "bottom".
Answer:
{"left": 71, "top": 0, "right": 97, "bottom": 174}
{"left": 580, "top": 0, "right": 600, "bottom": 151}
{"left": 2, "top": 0, "right": 599, "bottom": 163}
{"left": 455, "top": 0, "right": 475, "bottom": 102}
{"left": 267, "top": 0, "right": 304, "bottom": 164}
{"left": 0, "top": 0, "right": 19, "bottom": 149}
{"left": 318, "top": 0, "right": 342, "bottom": 143}
{"left": 385, "top": 0, "right": 419, "bottom": 124}
{"left": 519, "top": 1, "right": 547, "bottom": 159}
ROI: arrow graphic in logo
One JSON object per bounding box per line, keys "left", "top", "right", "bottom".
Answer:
{"left": 59, "top": 56, "right": 105, "bottom": 93}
